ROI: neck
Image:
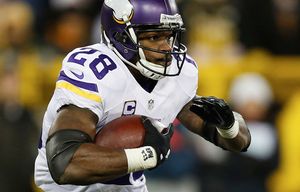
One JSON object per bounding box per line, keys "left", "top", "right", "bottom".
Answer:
{"left": 127, "top": 65, "right": 157, "bottom": 93}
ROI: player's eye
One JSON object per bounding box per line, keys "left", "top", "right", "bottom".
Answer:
{"left": 149, "top": 35, "right": 160, "bottom": 41}
{"left": 138, "top": 32, "right": 174, "bottom": 45}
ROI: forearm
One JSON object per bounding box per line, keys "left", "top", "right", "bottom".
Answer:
{"left": 61, "top": 143, "right": 128, "bottom": 185}
{"left": 178, "top": 102, "right": 251, "bottom": 152}
{"left": 215, "top": 114, "right": 251, "bottom": 152}
{"left": 181, "top": 117, "right": 250, "bottom": 152}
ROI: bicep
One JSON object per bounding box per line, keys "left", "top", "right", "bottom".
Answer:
{"left": 49, "top": 104, "right": 99, "bottom": 139}
{"left": 177, "top": 101, "right": 205, "bottom": 135}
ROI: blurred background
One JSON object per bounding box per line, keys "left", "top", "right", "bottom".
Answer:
{"left": 0, "top": 0, "right": 300, "bottom": 191}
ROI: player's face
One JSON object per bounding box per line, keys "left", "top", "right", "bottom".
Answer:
{"left": 138, "top": 31, "right": 174, "bottom": 66}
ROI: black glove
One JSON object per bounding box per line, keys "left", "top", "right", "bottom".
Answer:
{"left": 142, "top": 116, "right": 173, "bottom": 168}
{"left": 190, "top": 96, "right": 235, "bottom": 129}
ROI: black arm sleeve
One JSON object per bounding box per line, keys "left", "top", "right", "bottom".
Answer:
{"left": 46, "top": 129, "right": 93, "bottom": 184}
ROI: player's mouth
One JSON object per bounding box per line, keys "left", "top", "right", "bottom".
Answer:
{"left": 155, "top": 57, "right": 172, "bottom": 66}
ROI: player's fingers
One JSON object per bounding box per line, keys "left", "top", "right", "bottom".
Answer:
{"left": 190, "top": 103, "right": 208, "bottom": 117}
{"left": 141, "top": 115, "right": 149, "bottom": 124}
{"left": 165, "top": 124, "right": 174, "bottom": 138}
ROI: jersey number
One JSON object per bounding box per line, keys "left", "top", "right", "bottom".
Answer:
{"left": 67, "top": 48, "right": 117, "bottom": 80}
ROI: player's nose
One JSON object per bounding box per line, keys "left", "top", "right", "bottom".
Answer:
{"left": 159, "top": 39, "right": 172, "bottom": 52}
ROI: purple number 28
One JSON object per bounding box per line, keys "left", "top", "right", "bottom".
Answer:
{"left": 67, "top": 47, "right": 117, "bottom": 80}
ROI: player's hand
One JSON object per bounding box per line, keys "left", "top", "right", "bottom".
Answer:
{"left": 142, "top": 116, "right": 173, "bottom": 168}
{"left": 190, "top": 96, "right": 235, "bottom": 129}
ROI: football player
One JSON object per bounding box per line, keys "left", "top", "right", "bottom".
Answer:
{"left": 34, "top": 0, "right": 251, "bottom": 191}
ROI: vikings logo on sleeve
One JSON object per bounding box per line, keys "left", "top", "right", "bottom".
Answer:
{"left": 56, "top": 47, "right": 117, "bottom": 103}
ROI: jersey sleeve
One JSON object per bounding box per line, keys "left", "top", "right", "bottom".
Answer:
{"left": 52, "top": 46, "right": 106, "bottom": 121}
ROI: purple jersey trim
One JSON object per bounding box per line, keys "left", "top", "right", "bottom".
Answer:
{"left": 102, "top": 171, "right": 144, "bottom": 185}
{"left": 186, "top": 57, "right": 197, "bottom": 68}
{"left": 58, "top": 71, "right": 98, "bottom": 92}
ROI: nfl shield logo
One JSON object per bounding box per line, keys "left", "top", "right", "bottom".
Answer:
{"left": 148, "top": 99, "right": 154, "bottom": 110}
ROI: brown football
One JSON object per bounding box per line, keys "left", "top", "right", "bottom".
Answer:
{"left": 94, "top": 115, "right": 145, "bottom": 149}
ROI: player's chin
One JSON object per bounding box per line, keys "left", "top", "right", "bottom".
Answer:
{"left": 155, "top": 62, "right": 171, "bottom": 68}
{"left": 166, "top": 60, "right": 172, "bottom": 66}
{"left": 165, "top": 60, "right": 173, "bottom": 67}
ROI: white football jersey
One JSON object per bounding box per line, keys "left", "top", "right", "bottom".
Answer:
{"left": 34, "top": 43, "right": 198, "bottom": 192}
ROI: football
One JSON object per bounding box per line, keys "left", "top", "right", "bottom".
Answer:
{"left": 94, "top": 115, "right": 145, "bottom": 149}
